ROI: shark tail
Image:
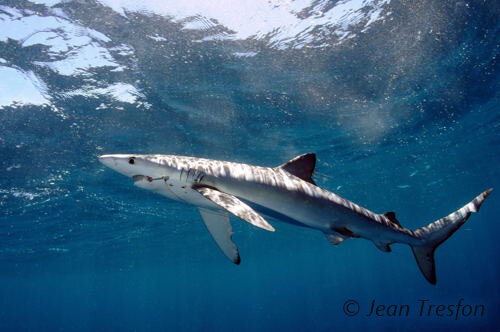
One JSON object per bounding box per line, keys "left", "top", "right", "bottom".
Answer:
{"left": 410, "top": 188, "right": 492, "bottom": 285}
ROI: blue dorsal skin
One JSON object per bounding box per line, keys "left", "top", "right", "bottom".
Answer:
{"left": 99, "top": 153, "right": 492, "bottom": 285}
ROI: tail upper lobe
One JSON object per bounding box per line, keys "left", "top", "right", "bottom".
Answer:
{"left": 410, "top": 189, "right": 492, "bottom": 284}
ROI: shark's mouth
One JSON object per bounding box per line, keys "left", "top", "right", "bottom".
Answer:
{"left": 132, "top": 175, "right": 152, "bottom": 183}
{"left": 132, "top": 175, "right": 167, "bottom": 183}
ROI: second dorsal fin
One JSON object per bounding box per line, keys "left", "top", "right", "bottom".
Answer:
{"left": 277, "top": 153, "right": 316, "bottom": 185}
{"left": 384, "top": 211, "right": 401, "bottom": 227}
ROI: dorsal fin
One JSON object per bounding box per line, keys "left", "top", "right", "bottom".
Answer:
{"left": 383, "top": 211, "right": 401, "bottom": 227}
{"left": 277, "top": 153, "right": 316, "bottom": 185}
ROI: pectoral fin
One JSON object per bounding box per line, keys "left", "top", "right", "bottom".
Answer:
{"left": 194, "top": 186, "right": 275, "bottom": 232}
{"left": 198, "top": 208, "right": 240, "bottom": 264}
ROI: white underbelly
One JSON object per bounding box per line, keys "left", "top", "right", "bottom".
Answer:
{"left": 136, "top": 176, "right": 218, "bottom": 209}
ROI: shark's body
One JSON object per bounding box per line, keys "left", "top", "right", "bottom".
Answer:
{"left": 99, "top": 153, "right": 492, "bottom": 284}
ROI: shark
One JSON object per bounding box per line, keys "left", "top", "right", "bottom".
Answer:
{"left": 98, "top": 153, "right": 492, "bottom": 284}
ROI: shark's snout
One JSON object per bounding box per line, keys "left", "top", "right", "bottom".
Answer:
{"left": 98, "top": 155, "right": 117, "bottom": 168}
{"left": 98, "top": 154, "right": 136, "bottom": 177}
{"left": 98, "top": 154, "right": 160, "bottom": 180}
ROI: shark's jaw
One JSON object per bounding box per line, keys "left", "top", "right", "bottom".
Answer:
{"left": 132, "top": 174, "right": 153, "bottom": 183}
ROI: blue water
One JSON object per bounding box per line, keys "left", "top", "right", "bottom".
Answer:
{"left": 0, "top": 0, "right": 499, "bottom": 331}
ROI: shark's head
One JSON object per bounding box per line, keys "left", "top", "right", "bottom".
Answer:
{"left": 98, "top": 154, "right": 170, "bottom": 190}
{"left": 99, "top": 154, "right": 212, "bottom": 204}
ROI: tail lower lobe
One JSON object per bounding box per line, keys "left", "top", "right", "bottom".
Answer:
{"left": 410, "top": 189, "right": 492, "bottom": 285}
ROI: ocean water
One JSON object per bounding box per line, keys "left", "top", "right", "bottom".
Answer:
{"left": 0, "top": 0, "right": 499, "bottom": 331}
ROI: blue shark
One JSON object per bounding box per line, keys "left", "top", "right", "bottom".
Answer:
{"left": 99, "top": 153, "right": 492, "bottom": 284}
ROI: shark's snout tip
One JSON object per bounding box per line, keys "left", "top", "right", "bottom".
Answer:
{"left": 98, "top": 155, "right": 115, "bottom": 167}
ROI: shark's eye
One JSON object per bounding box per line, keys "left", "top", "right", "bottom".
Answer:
{"left": 128, "top": 157, "right": 135, "bottom": 165}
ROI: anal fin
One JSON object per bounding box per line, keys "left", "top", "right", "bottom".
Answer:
{"left": 325, "top": 234, "right": 345, "bottom": 245}
{"left": 373, "top": 241, "right": 392, "bottom": 253}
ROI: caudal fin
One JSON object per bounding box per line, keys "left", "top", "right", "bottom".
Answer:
{"left": 411, "top": 189, "right": 492, "bottom": 285}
